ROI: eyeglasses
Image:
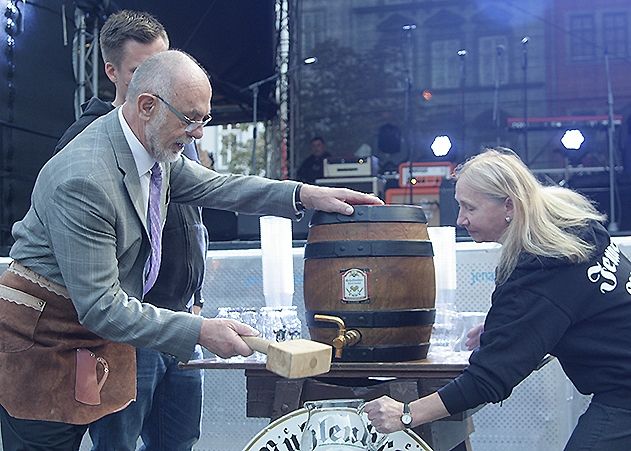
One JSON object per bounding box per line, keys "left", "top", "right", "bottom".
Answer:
{"left": 152, "top": 94, "right": 212, "bottom": 133}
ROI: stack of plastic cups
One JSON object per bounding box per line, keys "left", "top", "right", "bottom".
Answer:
{"left": 427, "top": 226, "right": 463, "bottom": 357}
{"left": 260, "top": 216, "right": 294, "bottom": 308}
{"left": 257, "top": 216, "right": 301, "bottom": 360}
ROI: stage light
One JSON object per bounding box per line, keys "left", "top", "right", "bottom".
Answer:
{"left": 4, "top": 2, "right": 17, "bottom": 19}
{"left": 431, "top": 135, "right": 452, "bottom": 157}
{"left": 5, "top": 17, "right": 15, "bottom": 35}
{"left": 561, "top": 129, "right": 585, "bottom": 150}
{"left": 303, "top": 56, "right": 317, "bottom": 65}
{"left": 422, "top": 89, "right": 432, "bottom": 102}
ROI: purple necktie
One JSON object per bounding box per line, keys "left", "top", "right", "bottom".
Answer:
{"left": 143, "top": 162, "right": 163, "bottom": 296}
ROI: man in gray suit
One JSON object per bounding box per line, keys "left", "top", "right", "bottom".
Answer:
{"left": 55, "top": 11, "right": 211, "bottom": 451}
{"left": 0, "top": 49, "right": 382, "bottom": 450}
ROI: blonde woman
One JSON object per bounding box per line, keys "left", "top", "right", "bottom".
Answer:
{"left": 364, "top": 148, "right": 631, "bottom": 450}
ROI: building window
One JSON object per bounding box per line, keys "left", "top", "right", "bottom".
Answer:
{"left": 302, "top": 10, "right": 326, "bottom": 55}
{"left": 569, "top": 14, "right": 596, "bottom": 61}
{"left": 603, "top": 12, "right": 628, "bottom": 59}
{"left": 430, "top": 39, "right": 461, "bottom": 89}
{"left": 478, "top": 35, "right": 508, "bottom": 87}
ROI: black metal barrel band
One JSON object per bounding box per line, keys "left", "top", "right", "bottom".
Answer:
{"left": 337, "top": 343, "right": 431, "bottom": 362}
{"left": 306, "top": 309, "right": 436, "bottom": 328}
{"left": 309, "top": 205, "right": 427, "bottom": 226}
{"left": 304, "top": 240, "right": 434, "bottom": 259}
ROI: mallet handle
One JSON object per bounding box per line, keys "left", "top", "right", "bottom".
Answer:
{"left": 242, "top": 336, "right": 271, "bottom": 354}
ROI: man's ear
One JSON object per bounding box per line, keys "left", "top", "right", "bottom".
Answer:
{"left": 104, "top": 62, "right": 117, "bottom": 83}
{"left": 137, "top": 94, "right": 156, "bottom": 121}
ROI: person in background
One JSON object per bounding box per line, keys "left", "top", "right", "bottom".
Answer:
{"left": 55, "top": 11, "right": 208, "bottom": 451}
{"left": 0, "top": 49, "right": 384, "bottom": 451}
{"left": 296, "top": 136, "right": 331, "bottom": 184}
{"left": 364, "top": 148, "right": 631, "bottom": 451}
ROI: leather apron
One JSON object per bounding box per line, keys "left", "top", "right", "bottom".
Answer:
{"left": 0, "top": 261, "right": 136, "bottom": 425}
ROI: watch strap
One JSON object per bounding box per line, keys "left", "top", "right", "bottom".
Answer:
{"left": 294, "top": 184, "right": 306, "bottom": 220}
{"left": 401, "top": 402, "right": 413, "bottom": 427}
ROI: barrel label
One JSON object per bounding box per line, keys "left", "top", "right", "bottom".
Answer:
{"left": 341, "top": 268, "right": 370, "bottom": 303}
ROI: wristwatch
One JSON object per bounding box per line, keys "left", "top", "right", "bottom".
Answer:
{"left": 400, "top": 402, "right": 413, "bottom": 428}
{"left": 294, "top": 184, "right": 306, "bottom": 220}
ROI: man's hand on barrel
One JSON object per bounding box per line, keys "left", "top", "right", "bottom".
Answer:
{"left": 197, "top": 318, "right": 258, "bottom": 359}
{"left": 300, "top": 184, "right": 384, "bottom": 215}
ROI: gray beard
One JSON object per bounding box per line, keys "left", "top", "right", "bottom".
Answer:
{"left": 146, "top": 121, "right": 183, "bottom": 163}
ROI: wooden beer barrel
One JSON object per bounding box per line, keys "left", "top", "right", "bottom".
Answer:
{"left": 303, "top": 205, "right": 436, "bottom": 362}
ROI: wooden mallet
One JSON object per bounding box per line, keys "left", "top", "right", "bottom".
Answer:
{"left": 242, "top": 336, "right": 332, "bottom": 378}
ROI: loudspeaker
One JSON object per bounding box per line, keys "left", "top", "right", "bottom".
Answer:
{"left": 378, "top": 123, "right": 401, "bottom": 154}
{"left": 438, "top": 178, "right": 468, "bottom": 237}
{"left": 385, "top": 187, "right": 441, "bottom": 226}
{"left": 202, "top": 209, "right": 237, "bottom": 241}
{"left": 237, "top": 210, "right": 314, "bottom": 241}
{"left": 237, "top": 213, "right": 261, "bottom": 241}
{"left": 439, "top": 178, "right": 457, "bottom": 227}
{"left": 315, "top": 177, "right": 385, "bottom": 199}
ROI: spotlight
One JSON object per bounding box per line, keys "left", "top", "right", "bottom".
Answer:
{"left": 5, "top": 17, "right": 16, "bottom": 35}
{"left": 4, "top": 2, "right": 17, "bottom": 19}
{"left": 431, "top": 135, "right": 452, "bottom": 157}
{"left": 561, "top": 129, "right": 585, "bottom": 150}
{"left": 303, "top": 56, "right": 317, "bottom": 65}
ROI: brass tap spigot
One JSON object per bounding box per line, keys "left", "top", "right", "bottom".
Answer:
{"left": 313, "top": 314, "right": 361, "bottom": 358}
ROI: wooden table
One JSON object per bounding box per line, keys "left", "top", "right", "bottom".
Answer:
{"left": 183, "top": 354, "right": 476, "bottom": 451}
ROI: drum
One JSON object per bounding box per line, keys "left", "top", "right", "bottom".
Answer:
{"left": 303, "top": 205, "right": 436, "bottom": 362}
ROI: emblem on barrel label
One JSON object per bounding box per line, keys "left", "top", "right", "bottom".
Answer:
{"left": 341, "top": 268, "right": 369, "bottom": 303}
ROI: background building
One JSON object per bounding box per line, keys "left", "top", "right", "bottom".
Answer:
{"left": 290, "top": 0, "right": 631, "bottom": 229}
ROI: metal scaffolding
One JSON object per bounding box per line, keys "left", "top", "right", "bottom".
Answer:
{"left": 72, "top": 7, "right": 100, "bottom": 119}
{"left": 276, "top": 0, "right": 291, "bottom": 179}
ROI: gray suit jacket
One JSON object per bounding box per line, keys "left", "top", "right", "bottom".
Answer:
{"left": 10, "top": 108, "right": 298, "bottom": 361}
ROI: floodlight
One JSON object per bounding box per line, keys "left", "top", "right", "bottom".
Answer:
{"left": 431, "top": 135, "right": 452, "bottom": 157}
{"left": 561, "top": 129, "right": 585, "bottom": 150}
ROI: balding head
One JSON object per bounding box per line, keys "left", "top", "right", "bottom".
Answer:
{"left": 126, "top": 50, "right": 210, "bottom": 101}
{"left": 122, "top": 50, "right": 212, "bottom": 162}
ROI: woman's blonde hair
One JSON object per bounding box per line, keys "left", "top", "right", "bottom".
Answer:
{"left": 454, "top": 148, "right": 606, "bottom": 284}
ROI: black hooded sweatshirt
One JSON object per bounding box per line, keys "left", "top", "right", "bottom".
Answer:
{"left": 439, "top": 221, "right": 631, "bottom": 413}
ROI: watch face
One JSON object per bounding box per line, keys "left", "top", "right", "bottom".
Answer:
{"left": 401, "top": 413, "right": 413, "bottom": 426}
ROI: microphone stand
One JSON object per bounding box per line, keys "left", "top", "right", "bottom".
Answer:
{"left": 245, "top": 57, "right": 318, "bottom": 176}
{"left": 604, "top": 50, "right": 618, "bottom": 232}
{"left": 521, "top": 37, "right": 530, "bottom": 163}
{"left": 246, "top": 72, "right": 280, "bottom": 175}
{"left": 492, "top": 45, "right": 504, "bottom": 146}
{"left": 401, "top": 24, "right": 416, "bottom": 205}
{"left": 458, "top": 49, "right": 467, "bottom": 162}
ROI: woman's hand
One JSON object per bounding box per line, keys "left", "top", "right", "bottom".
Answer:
{"left": 363, "top": 393, "right": 451, "bottom": 434}
{"left": 362, "top": 396, "right": 407, "bottom": 434}
{"left": 465, "top": 323, "right": 484, "bottom": 350}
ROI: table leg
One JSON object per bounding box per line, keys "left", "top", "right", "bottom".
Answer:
{"left": 271, "top": 379, "right": 305, "bottom": 421}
